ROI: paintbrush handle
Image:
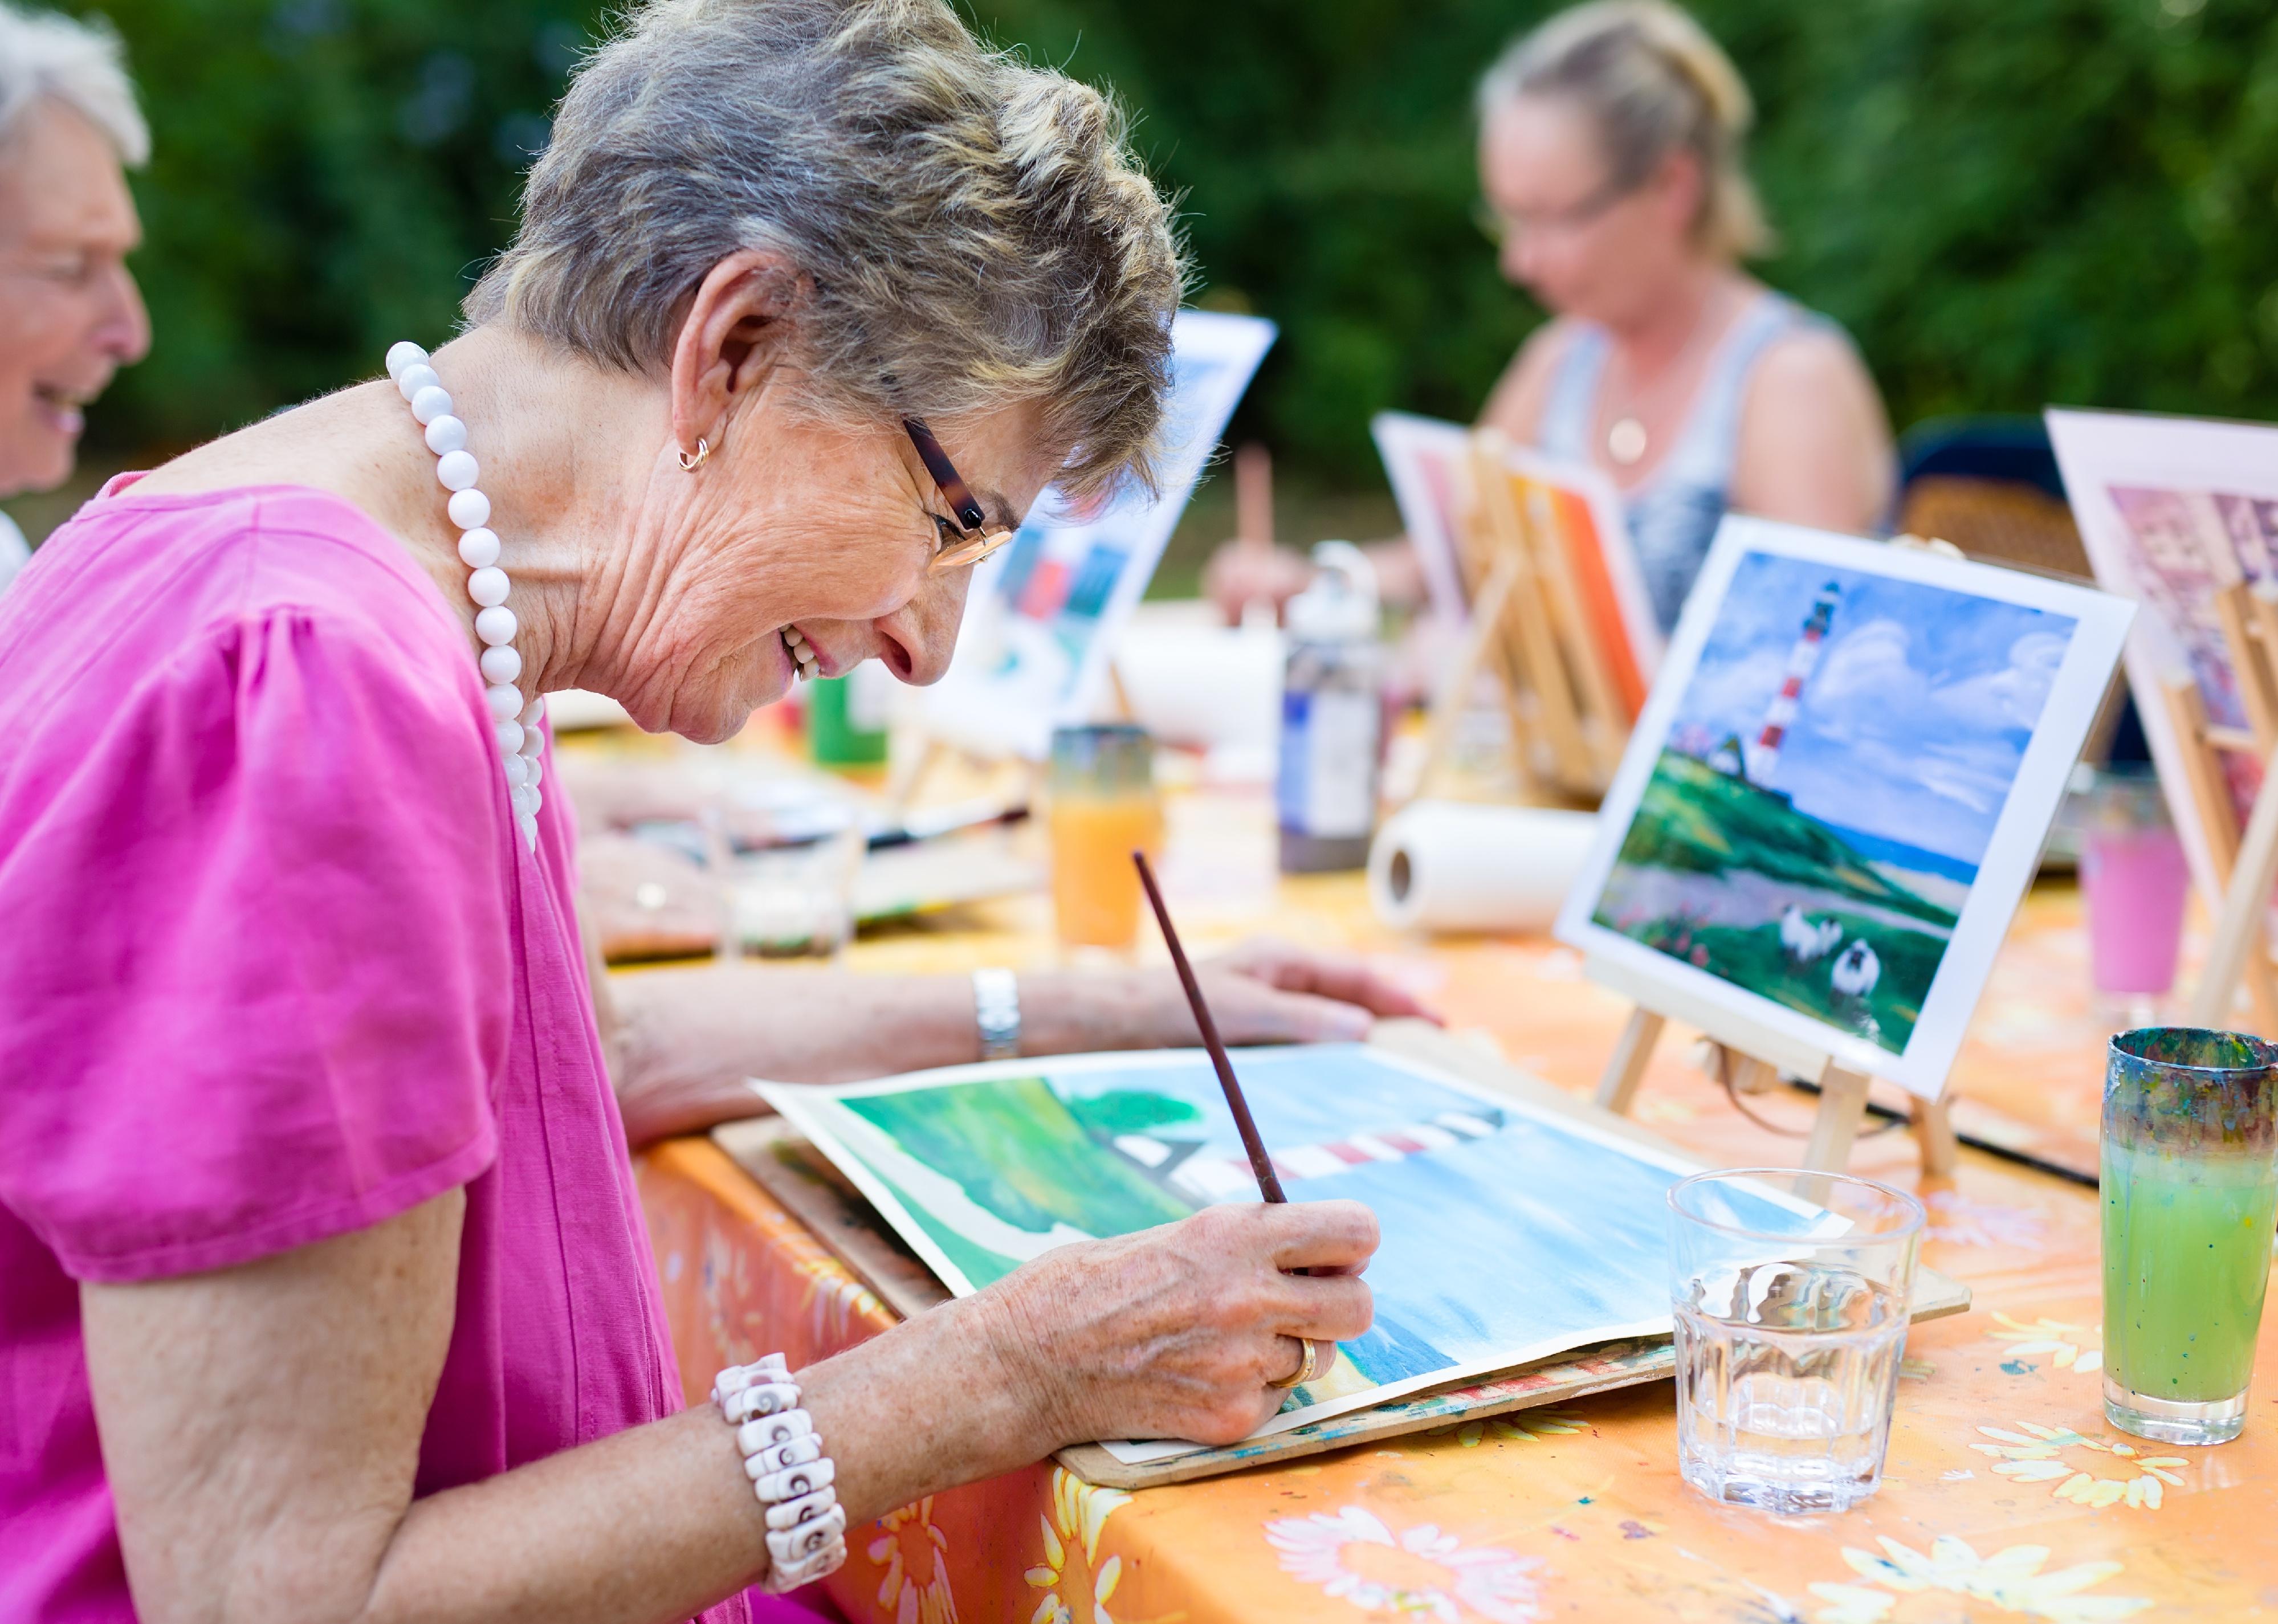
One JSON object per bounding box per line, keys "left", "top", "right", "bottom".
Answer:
{"left": 1132, "top": 850, "right": 1288, "bottom": 1204}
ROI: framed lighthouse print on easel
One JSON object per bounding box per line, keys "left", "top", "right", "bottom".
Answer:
{"left": 1554, "top": 519, "right": 2131, "bottom": 1162}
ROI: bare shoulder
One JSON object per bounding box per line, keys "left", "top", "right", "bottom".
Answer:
{"left": 1734, "top": 317, "right": 1896, "bottom": 531}
{"left": 1749, "top": 323, "right": 1879, "bottom": 412}
{"left": 1480, "top": 317, "right": 1580, "bottom": 440}
{"left": 128, "top": 382, "right": 385, "bottom": 497}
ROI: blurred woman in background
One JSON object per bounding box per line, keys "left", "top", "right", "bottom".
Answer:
{"left": 1209, "top": 0, "right": 1893, "bottom": 635}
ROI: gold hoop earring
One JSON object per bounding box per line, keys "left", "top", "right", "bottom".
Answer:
{"left": 677, "top": 437, "right": 710, "bottom": 472}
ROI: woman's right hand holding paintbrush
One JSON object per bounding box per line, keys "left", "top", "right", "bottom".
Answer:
{"left": 796, "top": 1199, "right": 1377, "bottom": 1512}
{"left": 997, "top": 1199, "right": 1379, "bottom": 1447}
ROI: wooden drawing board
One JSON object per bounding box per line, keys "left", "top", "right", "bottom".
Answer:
{"left": 712, "top": 1019, "right": 1969, "bottom": 1489}
{"left": 715, "top": 1112, "right": 951, "bottom": 1321}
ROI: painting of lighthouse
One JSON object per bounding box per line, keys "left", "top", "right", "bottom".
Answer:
{"left": 1559, "top": 518, "right": 2134, "bottom": 1094}
{"left": 1742, "top": 580, "right": 1839, "bottom": 785}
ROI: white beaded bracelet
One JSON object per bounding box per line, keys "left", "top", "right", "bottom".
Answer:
{"left": 712, "top": 1355, "right": 847, "bottom": 1593}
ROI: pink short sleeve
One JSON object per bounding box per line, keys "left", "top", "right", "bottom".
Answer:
{"left": 0, "top": 591, "right": 512, "bottom": 1282}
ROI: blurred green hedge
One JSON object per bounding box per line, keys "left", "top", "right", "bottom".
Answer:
{"left": 58, "top": 0, "right": 2278, "bottom": 478}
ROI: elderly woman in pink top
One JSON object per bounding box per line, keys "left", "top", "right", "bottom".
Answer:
{"left": 0, "top": 2, "right": 1380, "bottom": 1621}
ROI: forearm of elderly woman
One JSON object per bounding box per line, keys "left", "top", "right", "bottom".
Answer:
{"left": 601, "top": 937, "right": 1436, "bottom": 1147}
{"left": 83, "top": 1182, "right": 1376, "bottom": 1624}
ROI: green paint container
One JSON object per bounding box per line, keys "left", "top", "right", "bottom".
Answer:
{"left": 807, "top": 671, "right": 889, "bottom": 767}
{"left": 2101, "top": 1026, "right": 2278, "bottom": 1445}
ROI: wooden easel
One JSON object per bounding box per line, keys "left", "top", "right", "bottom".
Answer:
{"left": 2159, "top": 582, "right": 2278, "bottom": 1031}
{"left": 1407, "top": 430, "right": 1632, "bottom": 805}
{"left": 1587, "top": 952, "right": 1959, "bottom": 1175}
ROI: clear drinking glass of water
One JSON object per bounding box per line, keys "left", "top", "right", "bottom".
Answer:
{"left": 1667, "top": 1168, "right": 1925, "bottom": 1515}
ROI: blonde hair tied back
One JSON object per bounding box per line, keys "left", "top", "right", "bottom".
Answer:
{"left": 1477, "top": 0, "right": 1771, "bottom": 260}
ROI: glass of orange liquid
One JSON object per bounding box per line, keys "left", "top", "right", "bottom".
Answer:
{"left": 1048, "top": 724, "right": 1164, "bottom": 949}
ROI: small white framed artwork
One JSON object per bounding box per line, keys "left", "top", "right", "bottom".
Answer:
{"left": 915, "top": 311, "right": 1275, "bottom": 760}
{"left": 1555, "top": 517, "right": 2133, "bottom": 1098}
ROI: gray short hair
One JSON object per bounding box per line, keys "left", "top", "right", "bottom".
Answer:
{"left": 0, "top": 2, "right": 147, "bottom": 166}
{"left": 1479, "top": 1, "right": 1768, "bottom": 261}
{"left": 467, "top": 0, "right": 1185, "bottom": 497}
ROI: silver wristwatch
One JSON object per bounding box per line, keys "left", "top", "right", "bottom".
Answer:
{"left": 972, "top": 967, "right": 1021, "bottom": 1060}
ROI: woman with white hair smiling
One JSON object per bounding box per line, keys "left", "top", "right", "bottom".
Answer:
{"left": 0, "top": 3, "right": 1378, "bottom": 1621}
{"left": 0, "top": 0, "right": 150, "bottom": 590}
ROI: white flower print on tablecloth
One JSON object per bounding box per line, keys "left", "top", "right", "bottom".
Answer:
{"left": 1809, "top": 1536, "right": 2151, "bottom": 1622}
{"left": 1987, "top": 1312, "right": 2101, "bottom": 1376}
{"left": 1266, "top": 1505, "right": 1546, "bottom": 1622}
{"left": 866, "top": 1496, "right": 958, "bottom": 1624}
{"left": 1970, "top": 1421, "right": 2186, "bottom": 1508}
{"left": 1023, "top": 1467, "right": 1131, "bottom": 1624}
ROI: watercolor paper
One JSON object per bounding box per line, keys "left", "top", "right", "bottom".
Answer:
{"left": 762, "top": 1043, "right": 1824, "bottom": 1459}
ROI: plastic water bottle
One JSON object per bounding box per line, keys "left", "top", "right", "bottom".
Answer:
{"left": 1277, "top": 541, "right": 1384, "bottom": 873}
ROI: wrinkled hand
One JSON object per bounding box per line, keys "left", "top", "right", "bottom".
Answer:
{"left": 1163, "top": 936, "right": 1440, "bottom": 1046}
{"left": 983, "top": 1200, "right": 1379, "bottom": 1447}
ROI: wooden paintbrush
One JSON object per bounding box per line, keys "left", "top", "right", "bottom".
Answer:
{"left": 1132, "top": 849, "right": 1288, "bottom": 1204}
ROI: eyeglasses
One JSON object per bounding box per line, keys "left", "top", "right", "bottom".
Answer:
{"left": 904, "top": 418, "right": 1016, "bottom": 574}
{"left": 1472, "top": 176, "right": 1631, "bottom": 247}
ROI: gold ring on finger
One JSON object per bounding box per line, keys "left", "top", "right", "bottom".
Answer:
{"left": 1266, "top": 1337, "right": 1323, "bottom": 1390}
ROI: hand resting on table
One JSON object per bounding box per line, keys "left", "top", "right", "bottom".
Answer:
{"left": 604, "top": 934, "right": 1438, "bottom": 1145}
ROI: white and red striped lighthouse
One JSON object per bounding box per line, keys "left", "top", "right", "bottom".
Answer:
{"left": 1743, "top": 581, "right": 1840, "bottom": 786}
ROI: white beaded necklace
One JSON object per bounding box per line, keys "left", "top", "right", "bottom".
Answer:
{"left": 384, "top": 341, "right": 548, "bottom": 853}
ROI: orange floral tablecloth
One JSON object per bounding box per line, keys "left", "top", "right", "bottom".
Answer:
{"left": 635, "top": 780, "right": 2278, "bottom": 1624}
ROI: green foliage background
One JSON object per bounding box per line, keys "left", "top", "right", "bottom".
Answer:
{"left": 50, "top": 0, "right": 2278, "bottom": 480}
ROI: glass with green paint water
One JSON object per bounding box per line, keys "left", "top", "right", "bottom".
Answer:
{"left": 2101, "top": 1027, "right": 2278, "bottom": 1446}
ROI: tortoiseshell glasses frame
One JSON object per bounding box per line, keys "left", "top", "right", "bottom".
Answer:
{"left": 904, "top": 417, "right": 1017, "bottom": 574}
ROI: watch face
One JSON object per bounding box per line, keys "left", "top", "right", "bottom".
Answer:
{"left": 975, "top": 968, "right": 1020, "bottom": 1056}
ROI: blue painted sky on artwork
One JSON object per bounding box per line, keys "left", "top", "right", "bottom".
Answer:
{"left": 1053, "top": 1047, "right": 1813, "bottom": 1384}
{"left": 1672, "top": 552, "right": 2078, "bottom": 865}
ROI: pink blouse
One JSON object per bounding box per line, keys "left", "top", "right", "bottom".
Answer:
{"left": 0, "top": 482, "right": 824, "bottom": 1622}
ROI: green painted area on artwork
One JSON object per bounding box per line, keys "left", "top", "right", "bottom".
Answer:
{"left": 1596, "top": 750, "right": 1957, "bottom": 1051}
{"left": 846, "top": 1076, "right": 1195, "bottom": 1276}
{"left": 1612, "top": 751, "right": 1959, "bottom": 928}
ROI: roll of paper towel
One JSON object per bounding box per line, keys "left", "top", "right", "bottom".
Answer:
{"left": 1368, "top": 800, "right": 1598, "bottom": 934}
